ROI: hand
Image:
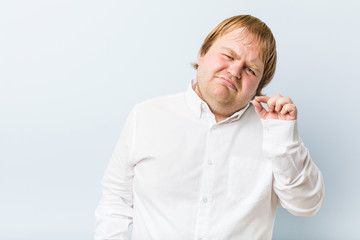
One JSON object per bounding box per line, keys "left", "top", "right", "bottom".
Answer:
{"left": 252, "top": 94, "right": 297, "bottom": 120}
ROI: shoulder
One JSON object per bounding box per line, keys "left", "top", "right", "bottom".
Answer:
{"left": 133, "top": 92, "right": 187, "bottom": 117}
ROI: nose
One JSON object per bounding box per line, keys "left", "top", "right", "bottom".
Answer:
{"left": 227, "top": 62, "right": 242, "bottom": 79}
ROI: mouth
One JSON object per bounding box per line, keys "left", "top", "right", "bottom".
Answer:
{"left": 217, "top": 77, "right": 237, "bottom": 91}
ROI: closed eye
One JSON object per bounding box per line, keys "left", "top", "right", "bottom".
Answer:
{"left": 222, "top": 53, "right": 234, "bottom": 61}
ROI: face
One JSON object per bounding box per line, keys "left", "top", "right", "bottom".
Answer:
{"left": 195, "top": 27, "right": 264, "bottom": 120}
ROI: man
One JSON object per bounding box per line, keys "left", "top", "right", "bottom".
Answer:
{"left": 95, "top": 15, "right": 324, "bottom": 240}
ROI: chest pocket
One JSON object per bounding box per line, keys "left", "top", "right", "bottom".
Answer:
{"left": 227, "top": 157, "right": 273, "bottom": 204}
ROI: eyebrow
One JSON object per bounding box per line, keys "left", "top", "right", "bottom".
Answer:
{"left": 222, "top": 47, "right": 261, "bottom": 72}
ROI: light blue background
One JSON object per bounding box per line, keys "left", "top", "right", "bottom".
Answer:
{"left": 1, "top": 0, "right": 359, "bottom": 239}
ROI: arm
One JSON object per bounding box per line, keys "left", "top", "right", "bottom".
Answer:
{"left": 253, "top": 95, "right": 325, "bottom": 216}
{"left": 262, "top": 119, "right": 324, "bottom": 216}
{"left": 95, "top": 109, "right": 136, "bottom": 239}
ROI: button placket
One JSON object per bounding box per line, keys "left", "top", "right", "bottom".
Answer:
{"left": 194, "top": 124, "right": 219, "bottom": 239}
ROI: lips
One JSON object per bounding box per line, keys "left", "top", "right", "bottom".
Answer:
{"left": 217, "top": 77, "right": 237, "bottom": 91}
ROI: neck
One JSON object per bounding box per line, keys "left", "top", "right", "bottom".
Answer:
{"left": 214, "top": 113, "right": 228, "bottom": 123}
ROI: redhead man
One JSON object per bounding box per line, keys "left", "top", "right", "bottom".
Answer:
{"left": 95, "top": 15, "right": 324, "bottom": 240}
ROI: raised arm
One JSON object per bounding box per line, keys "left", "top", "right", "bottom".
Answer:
{"left": 253, "top": 94, "right": 325, "bottom": 216}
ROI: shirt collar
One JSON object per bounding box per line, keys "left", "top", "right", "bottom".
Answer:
{"left": 185, "top": 78, "right": 203, "bottom": 118}
{"left": 185, "top": 79, "right": 251, "bottom": 123}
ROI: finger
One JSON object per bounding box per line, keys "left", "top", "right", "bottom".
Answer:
{"left": 254, "top": 95, "right": 270, "bottom": 104}
{"left": 275, "top": 96, "right": 293, "bottom": 112}
{"left": 252, "top": 99, "right": 268, "bottom": 119}
{"left": 267, "top": 94, "right": 282, "bottom": 112}
{"left": 280, "top": 103, "right": 297, "bottom": 119}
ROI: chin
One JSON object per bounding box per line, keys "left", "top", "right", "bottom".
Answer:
{"left": 212, "top": 88, "right": 234, "bottom": 101}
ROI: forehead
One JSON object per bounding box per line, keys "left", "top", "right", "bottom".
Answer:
{"left": 215, "top": 28, "right": 262, "bottom": 55}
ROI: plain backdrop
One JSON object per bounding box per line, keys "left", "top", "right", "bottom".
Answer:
{"left": 1, "top": 0, "right": 360, "bottom": 239}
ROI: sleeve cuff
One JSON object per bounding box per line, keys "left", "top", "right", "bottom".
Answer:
{"left": 261, "top": 119, "right": 299, "bottom": 145}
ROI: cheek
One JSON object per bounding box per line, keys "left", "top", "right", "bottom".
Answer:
{"left": 213, "top": 55, "right": 227, "bottom": 66}
{"left": 203, "top": 54, "right": 226, "bottom": 70}
{"left": 242, "top": 78, "right": 261, "bottom": 93}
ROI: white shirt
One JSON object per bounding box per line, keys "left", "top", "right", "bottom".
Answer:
{"left": 95, "top": 80, "right": 324, "bottom": 240}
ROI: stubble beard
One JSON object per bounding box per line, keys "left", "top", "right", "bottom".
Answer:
{"left": 195, "top": 78, "right": 244, "bottom": 119}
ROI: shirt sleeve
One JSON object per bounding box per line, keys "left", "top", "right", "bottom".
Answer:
{"left": 95, "top": 108, "right": 137, "bottom": 240}
{"left": 262, "top": 119, "right": 325, "bottom": 216}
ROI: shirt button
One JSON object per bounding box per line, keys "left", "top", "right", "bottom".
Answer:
{"left": 203, "top": 197, "right": 208, "bottom": 203}
{"left": 207, "top": 159, "right": 213, "bottom": 165}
